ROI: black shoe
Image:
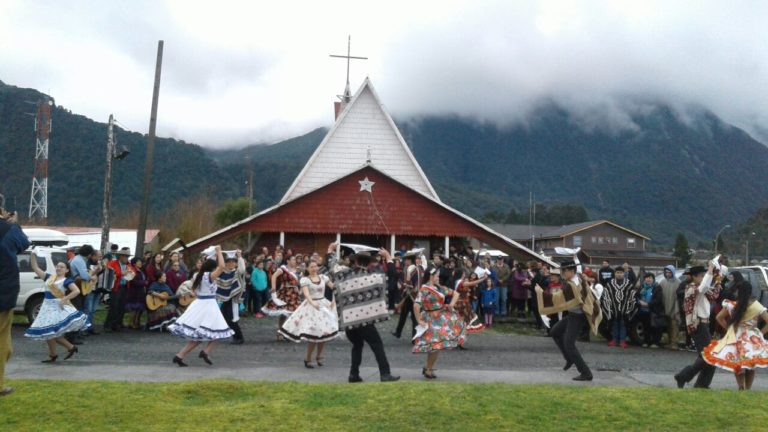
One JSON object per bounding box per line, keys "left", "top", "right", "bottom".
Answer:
{"left": 63, "top": 347, "right": 78, "bottom": 360}
{"left": 348, "top": 375, "right": 363, "bottom": 383}
{"left": 572, "top": 374, "right": 593, "bottom": 381}
{"left": 380, "top": 374, "right": 401, "bottom": 382}
{"left": 230, "top": 338, "right": 244, "bottom": 345}
{"left": 391, "top": 332, "right": 401, "bottom": 339}
{"left": 41, "top": 355, "right": 58, "bottom": 363}
{"left": 457, "top": 345, "right": 467, "bottom": 351}
{"left": 199, "top": 351, "right": 212, "bottom": 365}
{"left": 674, "top": 374, "right": 685, "bottom": 389}
{"left": 172, "top": 356, "right": 188, "bottom": 367}
{"left": 304, "top": 360, "right": 315, "bottom": 369}
{"left": 563, "top": 361, "right": 573, "bottom": 371}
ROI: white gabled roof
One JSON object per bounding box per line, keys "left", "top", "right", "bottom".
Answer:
{"left": 281, "top": 78, "right": 439, "bottom": 203}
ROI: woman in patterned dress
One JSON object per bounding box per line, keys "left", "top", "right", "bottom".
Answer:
{"left": 703, "top": 280, "right": 768, "bottom": 390}
{"left": 262, "top": 255, "right": 301, "bottom": 340}
{"left": 24, "top": 251, "right": 89, "bottom": 362}
{"left": 413, "top": 267, "right": 466, "bottom": 379}
{"left": 123, "top": 257, "right": 148, "bottom": 330}
{"left": 278, "top": 261, "right": 339, "bottom": 367}
{"left": 168, "top": 246, "right": 234, "bottom": 366}
{"left": 454, "top": 270, "right": 487, "bottom": 342}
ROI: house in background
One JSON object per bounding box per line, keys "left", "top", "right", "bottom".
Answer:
{"left": 487, "top": 220, "right": 676, "bottom": 267}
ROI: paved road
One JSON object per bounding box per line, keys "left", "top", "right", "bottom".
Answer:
{"left": 6, "top": 314, "right": 764, "bottom": 389}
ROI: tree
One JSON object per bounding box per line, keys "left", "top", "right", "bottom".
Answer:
{"left": 214, "top": 198, "right": 251, "bottom": 228}
{"left": 673, "top": 233, "right": 692, "bottom": 267}
{"left": 714, "top": 233, "right": 728, "bottom": 253}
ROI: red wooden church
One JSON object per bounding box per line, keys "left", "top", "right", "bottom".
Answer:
{"left": 186, "top": 79, "right": 553, "bottom": 265}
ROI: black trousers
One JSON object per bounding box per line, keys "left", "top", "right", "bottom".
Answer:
{"left": 638, "top": 311, "right": 661, "bottom": 345}
{"left": 220, "top": 299, "right": 243, "bottom": 341}
{"left": 395, "top": 297, "right": 417, "bottom": 337}
{"left": 676, "top": 323, "right": 716, "bottom": 388}
{"left": 551, "top": 312, "right": 592, "bottom": 377}
{"left": 103, "top": 288, "right": 126, "bottom": 330}
{"left": 387, "top": 285, "right": 400, "bottom": 310}
{"left": 346, "top": 324, "right": 391, "bottom": 378}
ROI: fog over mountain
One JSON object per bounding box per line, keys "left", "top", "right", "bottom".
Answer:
{"left": 2, "top": 1, "right": 768, "bottom": 147}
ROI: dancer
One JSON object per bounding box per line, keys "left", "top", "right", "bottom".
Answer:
{"left": 601, "top": 266, "right": 637, "bottom": 348}
{"left": 413, "top": 267, "right": 465, "bottom": 379}
{"left": 146, "top": 272, "right": 179, "bottom": 331}
{"left": 216, "top": 250, "right": 246, "bottom": 345}
{"left": 454, "top": 270, "right": 487, "bottom": 341}
{"left": 24, "top": 251, "right": 89, "bottom": 362}
{"left": 168, "top": 246, "right": 234, "bottom": 366}
{"left": 536, "top": 260, "right": 602, "bottom": 381}
{"left": 392, "top": 252, "right": 423, "bottom": 339}
{"left": 328, "top": 244, "right": 399, "bottom": 383}
{"left": 262, "top": 254, "right": 301, "bottom": 339}
{"left": 674, "top": 263, "right": 721, "bottom": 388}
{"left": 279, "top": 261, "right": 339, "bottom": 368}
{"left": 703, "top": 280, "right": 768, "bottom": 390}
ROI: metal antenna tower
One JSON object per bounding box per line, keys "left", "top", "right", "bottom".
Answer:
{"left": 29, "top": 99, "right": 53, "bottom": 223}
{"left": 330, "top": 35, "right": 368, "bottom": 103}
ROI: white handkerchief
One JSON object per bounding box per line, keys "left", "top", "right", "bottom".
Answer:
{"left": 33, "top": 246, "right": 49, "bottom": 258}
{"left": 540, "top": 315, "right": 551, "bottom": 329}
{"left": 412, "top": 323, "right": 429, "bottom": 340}
{"left": 271, "top": 292, "right": 286, "bottom": 307}
{"left": 201, "top": 246, "right": 217, "bottom": 259}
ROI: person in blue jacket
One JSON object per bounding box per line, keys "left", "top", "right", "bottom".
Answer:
{"left": 481, "top": 278, "right": 499, "bottom": 328}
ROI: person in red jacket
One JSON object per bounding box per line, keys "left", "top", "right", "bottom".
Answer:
{"left": 165, "top": 261, "right": 187, "bottom": 293}
{"left": 103, "top": 247, "right": 131, "bottom": 332}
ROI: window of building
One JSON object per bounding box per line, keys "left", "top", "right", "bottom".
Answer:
{"left": 613, "top": 237, "right": 618, "bottom": 244}
{"left": 591, "top": 236, "right": 597, "bottom": 244}
{"left": 598, "top": 237, "right": 604, "bottom": 245}
{"left": 627, "top": 238, "right": 636, "bottom": 249}
{"left": 573, "top": 236, "right": 582, "bottom": 247}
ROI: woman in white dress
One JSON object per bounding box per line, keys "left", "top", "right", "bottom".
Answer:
{"left": 24, "top": 251, "right": 89, "bottom": 362}
{"left": 168, "top": 246, "right": 234, "bottom": 366}
{"left": 279, "top": 261, "right": 339, "bottom": 368}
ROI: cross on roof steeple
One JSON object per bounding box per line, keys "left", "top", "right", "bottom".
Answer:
{"left": 330, "top": 35, "right": 368, "bottom": 103}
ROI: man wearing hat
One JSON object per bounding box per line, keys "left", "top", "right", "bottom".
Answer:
{"left": 328, "top": 245, "right": 400, "bottom": 383}
{"left": 392, "top": 252, "right": 423, "bottom": 339}
{"left": 104, "top": 247, "right": 131, "bottom": 332}
{"left": 674, "top": 262, "right": 720, "bottom": 388}
{"left": 539, "top": 260, "right": 602, "bottom": 381}
{"left": 216, "top": 250, "right": 246, "bottom": 345}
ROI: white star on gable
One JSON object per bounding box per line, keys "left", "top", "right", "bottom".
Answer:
{"left": 359, "top": 177, "right": 375, "bottom": 193}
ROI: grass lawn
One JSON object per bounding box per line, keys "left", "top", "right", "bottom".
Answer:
{"left": 1, "top": 380, "right": 766, "bottom": 431}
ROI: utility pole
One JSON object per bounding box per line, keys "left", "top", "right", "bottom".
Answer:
{"left": 29, "top": 99, "right": 52, "bottom": 224}
{"left": 101, "top": 115, "right": 115, "bottom": 253}
{"left": 136, "top": 40, "right": 164, "bottom": 258}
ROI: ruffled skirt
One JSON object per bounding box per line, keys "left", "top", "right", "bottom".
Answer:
{"left": 278, "top": 299, "right": 339, "bottom": 343}
{"left": 25, "top": 298, "right": 90, "bottom": 340}
{"left": 703, "top": 327, "right": 768, "bottom": 373}
{"left": 456, "top": 299, "right": 485, "bottom": 333}
{"left": 168, "top": 298, "right": 234, "bottom": 341}
{"left": 412, "top": 306, "right": 466, "bottom": 353}
{"left": 261, "top": 285, "right": 301, "bottom": 317}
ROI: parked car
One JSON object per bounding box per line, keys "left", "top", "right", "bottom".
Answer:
{"left": 15, "top": 246, "right": 69, "bottom": 323}
{"left": 729, "top": 266, "right": 768, "bottom": 308}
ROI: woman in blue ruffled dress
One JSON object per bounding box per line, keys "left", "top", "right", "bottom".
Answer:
{"left": 168, "top": 246, "right": 234, "bottom": 366}
{"left": 24, "top": 251, "right": 89, "bottom": 363}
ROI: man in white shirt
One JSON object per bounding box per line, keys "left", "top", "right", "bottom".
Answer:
{"left": 674, "top": 263, "right": 719, "bottom": 388}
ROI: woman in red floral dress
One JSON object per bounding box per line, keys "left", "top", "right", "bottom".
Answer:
{"left": 413, "top": 267, "right": 465, "bottom": 379}
{"left": 703, "top": 280, "right": 768, "bottom": 390}
{"left": 262, "top": 255, "right": 301, "bottom": 339}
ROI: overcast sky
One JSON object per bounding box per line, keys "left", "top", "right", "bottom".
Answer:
{"left": 2, "top": 0, "right": 768, "bottom": 148}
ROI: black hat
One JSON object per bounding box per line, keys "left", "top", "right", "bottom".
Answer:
{"left": 689, "top": 266, "right": 706, "bottom": 276}
{"left": 560, "top": 260, "right": 577, "bottom": 270}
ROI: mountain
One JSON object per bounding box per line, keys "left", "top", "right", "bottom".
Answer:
{"left": 0, "top": 80, "right": 239, "bottom": 226}
{"left": 3, "top": 78, "right": 768, "bottom": 247}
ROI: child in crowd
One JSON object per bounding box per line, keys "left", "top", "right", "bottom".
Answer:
{"left": 481, "top": 278, "right": 498, "bottom": 327}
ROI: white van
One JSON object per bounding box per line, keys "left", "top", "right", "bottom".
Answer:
{"left": 14, "top": 226, "right": 71, "bottom": 323}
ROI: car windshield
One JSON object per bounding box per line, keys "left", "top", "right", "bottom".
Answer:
{"left": 18, "top": 253, "right": 46, "bottom": 272}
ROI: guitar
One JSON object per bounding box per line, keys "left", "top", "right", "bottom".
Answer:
{"left": 146, "top": 291, "right": 196, "bottom": 310}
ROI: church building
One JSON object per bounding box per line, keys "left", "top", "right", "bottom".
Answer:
{"left": 185, "top": 78, "right": 554, "bottom": 265}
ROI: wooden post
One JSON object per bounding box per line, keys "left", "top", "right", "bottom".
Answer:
{"left": 336, "top": 233, "right": 341, "bottom": 257}
{"left": 279, "top": 231, "right": 285, "bottom": 247}
{"left": 390, "top": 234, "right": 395, "bottom": 256}
{"left": 136, "top": 40, "right": 164, "bottom": 258}
{"left": 444, "top": 236, "right": 450, "bottom": 258}
{"left": 100, "top": 115, "right": 115, "bottom": 253}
